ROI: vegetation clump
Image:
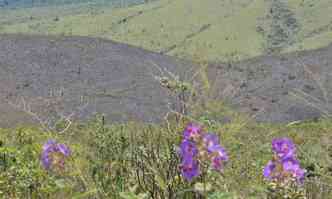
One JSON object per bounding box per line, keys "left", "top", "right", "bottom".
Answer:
{"left": 259, "top": 0, "right": 301, "bottom": 53}
{"left": 264, "top": 138, "right": 306, "bottom": 198}
{"left": 0, "top": 112, "right": 331, "bottom": 198}
{"left": 179, "top": 123, "right": 228, "bottom": 181}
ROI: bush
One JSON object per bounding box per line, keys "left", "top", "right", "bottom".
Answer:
{"left": 258, "top": 0, "right": 301, "bottom": 53}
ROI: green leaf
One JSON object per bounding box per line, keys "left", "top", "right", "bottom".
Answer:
{"left": 194, "top": 182, "right": 212, "bottom": 193}
{"left": 55, "top": 179, "right": 67, "bottom": 188}
{"left": 155, "top": 175, "right": 167, "bottom": 191}
{"left": 208, "top": 192, "right": 236, "bottom": 199}
{"left": 72, "top": 189, "right": 98, "bottom": 199}
{"left": 119, "top": 192, "right": 140, "bottom": 199}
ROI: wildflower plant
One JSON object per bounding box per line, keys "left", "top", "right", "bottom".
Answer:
{"left": 263, "top": 137, "right": 306, "bottom": 199}
{"left": 41, "top": 139, "right": 71, "bottom": 172}
{"left": 178, "top": 123, "right": 228, "bottom": 182}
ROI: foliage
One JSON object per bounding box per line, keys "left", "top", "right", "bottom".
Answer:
{"left": 0, "top": 129, "right": 59, "bottom": 198}
{"left": 258, "top": 0, "right": 301, "bottom": 53}
{"left": 263, "top": 138, "right": 306, "bottom": 198}
{"left": 0, "top": 106, "right": 331, "bottom": 198}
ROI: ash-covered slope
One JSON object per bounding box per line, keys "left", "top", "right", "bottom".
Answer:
{"left": 208, "top": 43, "right": 332, "bottom": 122}
{"left": 0, "top": 34, "right": 192, "bottom": 127}
{"left": 0, "top": 34, "right": 331, "bottom": 127}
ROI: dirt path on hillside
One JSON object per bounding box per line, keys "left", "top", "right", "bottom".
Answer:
{"left": 0, "top": 34, "right": 331, "bottom": 127}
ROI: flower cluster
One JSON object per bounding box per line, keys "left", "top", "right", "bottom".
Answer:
{"left": 179, "top": 123, "right": 228, "bottom": 181}
{"left": 41, "top": 139, "right": 71, "bottom": 170}
{"left": 263, "top": 138, "right": 305, "bottom": 184}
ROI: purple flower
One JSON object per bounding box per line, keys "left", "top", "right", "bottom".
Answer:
{"left": 183, "top": 123, "right": 202, "bottom": 140}
{"left": 57, "top": 143, "right": 71, "bottom": 157}
{"left": 203, "top": 133, "right": 219, "bottom": 151}
{"left": 179, "top": 139, "right": 198, "bottom": 157}
{"left": 180, "top": 156, "right": 200, "bottom": 181}
{"left": 272, "top": 138, "right": 296, "bottom": 159}
{"left": 209, "top": 145, "right": 228, "bottom": 161}
{"left": 41, "top": 139, "right": 71, "bottom": 170}
{"left": 263, "top": 158, "right": 306, "bottom": 184}
{"left": 211, "top": 156, "right": 225, "bottom": 171}
{"left": 263, "top": 160, "right": 278, "bottom": 180}
{"left": 282, "top": 157, "right": 306, "bottom": 183}
{"left": 179, "top": 140, "right": 200, "bottom": 181}
{"left": 178, "top": 124, "right": 229, "bottom": 181}
{"left": 208, "top": 145, "right": 228, "bottom": 171}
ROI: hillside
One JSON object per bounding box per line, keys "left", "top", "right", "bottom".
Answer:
{"left": 0, "top": 34, "right": 331, "bottom": 127}
{"left": 0, "top": 0, "right": 331, "bottom": 61}
{"left": 0, "top": 1, "right": 332, "bottom": 198}
{"left": 0, "top": 34, "right": 193, "bottom": 127}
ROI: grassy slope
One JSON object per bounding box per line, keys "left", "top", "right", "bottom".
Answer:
{"left": 0, "top": 0, "right": 331, "bottom": 61}
{"left": 285, "top": 0, "right": 332, "bottom": 52}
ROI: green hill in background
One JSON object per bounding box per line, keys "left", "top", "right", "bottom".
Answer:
{"left": 0, "top": 0, "right": 331, "bottom": 61}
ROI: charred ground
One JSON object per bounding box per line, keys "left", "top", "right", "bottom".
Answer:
{"left": 0, "top": 34, "right": 331, "bottom": 127}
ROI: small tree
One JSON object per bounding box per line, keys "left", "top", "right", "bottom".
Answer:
{"left": 258, "top": 0, "right": 301, "bottom": 54}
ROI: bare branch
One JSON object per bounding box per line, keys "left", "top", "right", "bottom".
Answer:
{"left": 7, "top": 91, "right": 89, "bottom": 134}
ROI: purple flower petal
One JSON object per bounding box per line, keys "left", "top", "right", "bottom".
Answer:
{"left": 179, "top": 139, "right": 198, "bottom": 158}
{"left": 282, "top": 157, "right": 306, "bottom": 183}
{"left": 183, "top": 123, "right": 202, "bottom": 140}
{"left": 180, "top": 156, "right": 200, "bottom": 181}
{"left": 294, "top": 167, "right": 306, "bottom": 183}
{"left": 282, "top": 157, "right": 300, "bottom": 171}
{"left": 57, "top": 143, "right": 71, "bottom": 157}
{"left": 208, "top": 144, "right": 228, "bottom": 171}
{"left": 203, "top": 133, "right": 219, "bottom": 150}
{"left": 272, "top": 138, "right": 296, "bottom": 159}
{"left": 209, "top": 145, "right": 228, "bottom": 161}
{"left": 263, "top": 160, "right": 276, "bottom": 180}
{"left": 211, "top": 156, "right": 225, "bottom": 171}
{"left": 42, "top": 139, "right": 56, "bottom": 151}
{"left": 41, "top": 150, "right": 52, "bottom": 169}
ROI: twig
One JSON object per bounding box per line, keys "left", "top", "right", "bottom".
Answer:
{"left": 7, "top": 95, "right": 88, "bottom": 134}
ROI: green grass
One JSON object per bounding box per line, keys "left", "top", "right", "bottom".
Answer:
{"left": 0, "top": 104, "right": 331, "bottom": 198}
{"left": 0, "top": 0, "right": 331, "bottom": 61}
